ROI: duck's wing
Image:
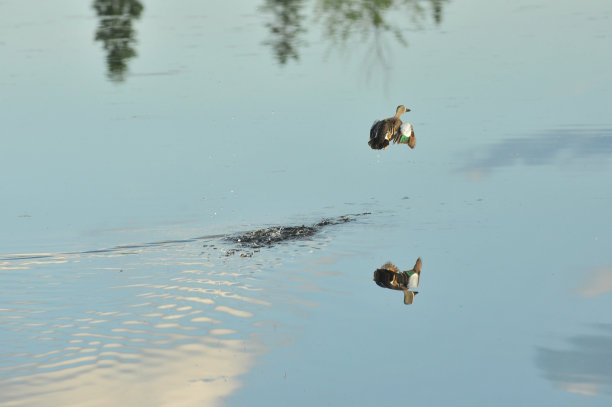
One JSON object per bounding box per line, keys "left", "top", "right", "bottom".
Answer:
{"left": 369, "top": 120, "right": 381, "bottom": 140}
{"left": 388, "top": 119, "right": 404, "bottom": 144}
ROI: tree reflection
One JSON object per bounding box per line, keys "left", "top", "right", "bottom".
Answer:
{"left": 261, "top": 0, "right": 449, "bottom": 65}
{"left": 93, "top": 0, "right": 144, "bottom": 82}
{"left": 261, "top": 0, "right": 307, "bottom": 64}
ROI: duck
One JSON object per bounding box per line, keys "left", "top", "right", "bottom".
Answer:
{"left": 368, "top": 105, "right": 414, "bottom": 150}
{"left": 373, "top": 258, "right": 422, "bottom": 304}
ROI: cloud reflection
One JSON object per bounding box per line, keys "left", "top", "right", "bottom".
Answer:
{"left": 535, "top": 325, "right": 612, "bottom": 397}
{"left": 0, "top": 215, "right": 348, "bottom": 406}
{"left": 1, "top": 336, "right": 256, "bottom": 407}
{"left": 462, "top": 127, "right": 612, "bottom": 178}
{"left": 577, "top": 267, "right": 612, "bottom": 298}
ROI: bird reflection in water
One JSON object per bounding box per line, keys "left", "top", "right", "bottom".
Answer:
{"left": 373, "top": 258, "right": 422, "bottom": 304}
{"left": 93, "top": 0, "right": 144, "bottom": 82}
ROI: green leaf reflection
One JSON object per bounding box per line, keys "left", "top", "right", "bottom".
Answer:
{"left": 93, "top": 0, "right": 144, "bottom": 82}
{"left": 262, "top": 0, "right": 449, "bottom": 65}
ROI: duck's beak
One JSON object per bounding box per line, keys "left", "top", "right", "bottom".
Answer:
{"left": 406, "top": 108, "right": 411, "bottom": 112}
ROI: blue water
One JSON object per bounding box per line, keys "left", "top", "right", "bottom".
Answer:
{"left": 2, "top": 0, "right": 612, "bottom": 405}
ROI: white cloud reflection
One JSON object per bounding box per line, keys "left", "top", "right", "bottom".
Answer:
{"left": 577, "top": 267, "right": 612, "bottom": 298}
{"left": 1, "top": 336, "right": 258, "bottom": 407}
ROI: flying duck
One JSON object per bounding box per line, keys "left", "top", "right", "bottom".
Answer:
{"left": 368, "top": 105, "right": 415, "bottom": 150}
{"left": 373, "top": 258, "right": 422, "bottom": 304}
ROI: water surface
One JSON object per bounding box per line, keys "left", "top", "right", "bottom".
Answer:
{"left": 2, "top": 0, "right": 612, "bottom": 405}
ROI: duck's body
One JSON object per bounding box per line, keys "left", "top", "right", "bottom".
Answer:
{"left": 368, "top": 105, "right": 413, "bottom": 150}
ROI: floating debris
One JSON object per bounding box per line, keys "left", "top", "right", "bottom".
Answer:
{"left": 373, "top": 258, "right": 422, "bottom": 304}
{"left": 226, "top": 213, "right": 368, "bottom": 249}
{"left": 368, "top": 105, "right": 415, "bottom": 150}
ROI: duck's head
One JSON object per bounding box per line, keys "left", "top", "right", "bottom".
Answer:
{"left": 396, "top": 105, "right": 411, "bottom": 115}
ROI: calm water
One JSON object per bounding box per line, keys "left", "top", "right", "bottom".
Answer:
{"left": 2, "top": 0, "right": 612, "bottom": 405}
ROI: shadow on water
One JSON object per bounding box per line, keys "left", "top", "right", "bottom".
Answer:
{"left": 93, "top": 0, "right": 144, "bottom": 82}
{"left": 261, "top": 0, "right": 449, "bottom": 67}
{"left": 373, "top": 258, "right": 422, "bottom": 305}
{"left": 461, "top": 127, "right": 612, "bottom": 179}
{"left": 535, "top": 325, "right": 612, "bottom": 396}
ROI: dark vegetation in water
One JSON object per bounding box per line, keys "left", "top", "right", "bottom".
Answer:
{"left": 226, "top": 213, "right": 369, "bottom": 249}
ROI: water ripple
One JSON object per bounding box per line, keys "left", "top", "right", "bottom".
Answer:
{"left": 0, "top": 213, "right": 365, "bottom": 405}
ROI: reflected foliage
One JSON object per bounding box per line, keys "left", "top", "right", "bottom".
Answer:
{"left": 317, "top": 0, "right": 446, "bottom": 46}
{"left": 261, "top": 0, "right": 307, "bottom": 64}
{"left": 535, "top": 325, "right": 612, "bottom": 396}
{"left": 261, "top": 0, "right": 449, "bottom": 65}
{"left": 93, "top": 0, "right": 144, "bottom": 82}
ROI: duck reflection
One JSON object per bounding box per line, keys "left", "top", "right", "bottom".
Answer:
{"left": 535, "top": 325, "right": 612, "bottom": 396}
{"left": 262, "top": 0, "right": 449, "bottom": 65}
{"left": 373, "top": 258, "right": 422, "bottom": 304}
{"left": 93, "top": 0, "right": 144, "bottom": 82}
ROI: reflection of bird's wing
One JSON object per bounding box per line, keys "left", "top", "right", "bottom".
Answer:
{"left": 373, "top": 268, "right": 395, "bottom": 288}
{"left": 403, "top": 289, "right": 415, "bottom": 305}
{"left": 381, "top": 262, "right": 399, "bottom": 273}
{"left": 413, "top": 258, "right": 422, "bottom": 273}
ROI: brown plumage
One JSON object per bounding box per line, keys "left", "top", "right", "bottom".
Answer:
{"left": 368, "top": 105, "right": 410, "bottom": 150}
{"left": 373, "top": 258, "right": 422, "bottom": 305}
{"left": 373, "top": 258, "right": 421, "bottom": 288}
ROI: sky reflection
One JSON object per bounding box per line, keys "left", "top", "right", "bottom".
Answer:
{"left": 536, "top": 325, "right": 612, "bottom": 397}
{"left": 0, "top": 218, "right": 355, "bottom": 405}
{"left": 2, "top": 0, "right": 612, "bottom": 405}
{"left": 461, "top": 127, "right": 612, "bottom": 178}
{"left": 578, "top": 267, "right": 612, "bottom": 298}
